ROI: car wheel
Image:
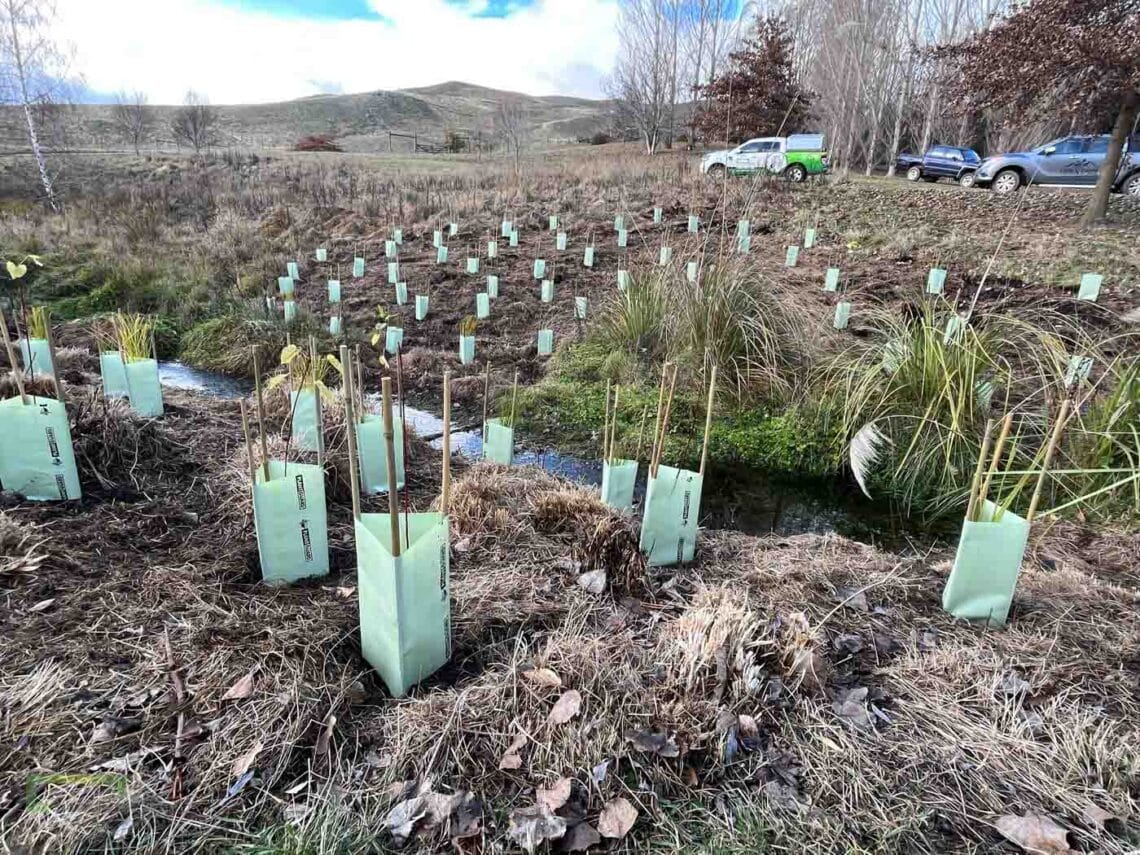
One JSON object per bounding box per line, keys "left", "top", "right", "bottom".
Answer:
{"left": 959, "top": 172, "right": 976, "bottom": 189}
{"left": 906, "top": 166, "right": 922, "bottom": 182}
{"left": 705, "top": 163, "right": 726, "bottom": 179}
{"left": 1123, "top": 172, "right": 1140, "bottom": 197}
{"left": 785, "top": 163, "right": 807, "bottom": 183}
{"left": 992, "top": 169, "right": 1022, "bottom": 195}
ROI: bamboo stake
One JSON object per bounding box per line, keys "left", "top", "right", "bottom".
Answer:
{"left": 635, "top": 405, "right": 650, "bottom": 462}
{"left": 398, "top": 345, "right": 410, "bottom": 549}
{"left": 354, "top": 343, "right": 365, "bottom": 422}
{"left": 603, "top": 379, "right": 612, "bottom": 462}
{"left": 610, "top": 384, "right": 621, "bottom": 461}
{"left": 654, "top": 363, "right": 679, "bottom": 478}
{"left": 309, "top": 336, "right": 324, "bottom": 468}
{"left": 965, "top": 418, "right": 996, "bottom": 521}
{"left": 1027, "top": 399, "right": 1071, "bottom": 523}
{"left": 251, "top": 348, "right": 270, "bottom": 481}
{"left": 382, "top": 377, "right": 401, "bottom": 556}
{"left": 239, "top": 399, "right": 257, "bottom": 491}
{"left": 699, "top": 365, "right": 718, "bottom": 477}
{"left": 0, "top": 309, "right": 28, "bottom": 403}
{"left": 509, "top": 370, "right": 519, "bottom": 428}
{"left": 441, "top": 370, "right": 451, "bottom": 515}
{"left": 976, "top": 413, "right": 1014, "bottom": 511}
{"left": 44, "top": 320, "right": 63, "bottom": 401}
{"left": 481, "top": 361, "right": 491, "bottom": 445}
{"left": 340, "top": 346, "right": 362, "bottom": 522}
{"left": 648, "top": 361, "right": 670, "bottom": 474}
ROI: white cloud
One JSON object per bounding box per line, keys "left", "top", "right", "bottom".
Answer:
{"left": 54, "top": 0, "right": 620, "bottom": 105}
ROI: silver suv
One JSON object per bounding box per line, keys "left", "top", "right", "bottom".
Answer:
{"left": 972, "top": 135, "right": 1140, "bottom": 196}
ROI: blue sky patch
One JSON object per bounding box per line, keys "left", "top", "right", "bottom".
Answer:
{"left": 221, "top": 0, "right": 381, "bottom": 20}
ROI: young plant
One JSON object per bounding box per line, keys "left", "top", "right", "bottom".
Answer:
{"left": 28, "top": 306, "right": 51, "bottom": 339}
{"left": 112, "top": 312, "right": 156, "bottom": 363}
{"left": 459, "top": 315, "right": 478, "bottom": 337}
{"left": 266, "top": 343, "right": 341, "bottom": 402}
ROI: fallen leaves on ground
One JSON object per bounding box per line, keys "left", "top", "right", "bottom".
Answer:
{"left": 833, "top": 687, "right": 874, "bottom": 731}
{"left": 499, "top": 730, "right": 528, "bottom": 770}
{"left": 559, "top": 821, "right": 601, "bottom": 851}
{"left": 994, "top": 813, "right": 1074, "bottom": 854}
{"left": 577, "top": 568, "right": 606, "bottom": 594}
{"left": 598, "top": 797, "right": 637, "bottom": 839}
{"left": 626, "top": 729, "right": 680, "bottom": 757}
{"left": 522, "top": 667, "right": 562, "bottom": 689}
{"left": 231, "top": 740, "right": 263, "bottom": 777}
{"left": 547, "top": 690, "right": 582, "bottom": 726}
{"left": 508, "top": 804, "right": 567, "bottom": 852}
{"left": 536, "top": 777, "right": 573, "bottom": 813}
{"left": 222, "top": 672, "right": 255, "bottom": 701}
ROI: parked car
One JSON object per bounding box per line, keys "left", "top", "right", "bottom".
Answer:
{"left": 895, "top": 145, "right": 981, "bottom": 187}
{"left": 700, "top": 134, "right": 829, "bottom": 182}
{"left": 972, "top": 135, "right": 1140, "bottom": 196}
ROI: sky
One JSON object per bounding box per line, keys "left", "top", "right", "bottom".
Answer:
{"left": 53, "top": 0, "right": 623, "bottom": 105}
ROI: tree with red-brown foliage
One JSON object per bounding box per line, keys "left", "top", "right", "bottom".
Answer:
{"left": 294, "top": 134, "right": 342, "bottom": 153}
{"left": 694, "top": 16, "right": 813, "bottom": 145}
{"left": 938, "top": 0, "right": 1140, "bottom": 225}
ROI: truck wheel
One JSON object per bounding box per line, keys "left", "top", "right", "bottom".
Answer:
{"left": 906, "top": 166, "right": 922, "bottom": 182}
{"left": 1123, "top": 172, "right": 1140, "bottom": 197}
{"left": 958, "top": 172, "right": 976, "bottom": 188}
{"left": 785, "top": 163, "right": 807, "bottom": 183}
{"left": 705, "top": 164, "right": 726, "bottom": 179}
{"left": 992, "top": 169, "right": 1022, "bottom": 195}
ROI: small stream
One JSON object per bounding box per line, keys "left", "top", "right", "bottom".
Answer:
{"left": 159, "top": 361, "right": 901, "bottom": 542}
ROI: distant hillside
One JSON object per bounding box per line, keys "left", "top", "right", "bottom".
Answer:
{"left": 0, "top": 82, "right": 617, "bottom": 154}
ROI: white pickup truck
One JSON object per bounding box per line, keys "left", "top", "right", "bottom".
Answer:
{"left": 700, "top": 134, "right": 829, "bottom": 182}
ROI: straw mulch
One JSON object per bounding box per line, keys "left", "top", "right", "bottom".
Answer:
{"left": 1, "top": 383, "right": 1138, "bottom": 854}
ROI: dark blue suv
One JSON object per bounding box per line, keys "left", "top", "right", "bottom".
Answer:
{"left": 896, "top": 145, "right": 982, "bottom": 187}
{"left": 972, "top": 135, "right": 1140, "bottom": 196}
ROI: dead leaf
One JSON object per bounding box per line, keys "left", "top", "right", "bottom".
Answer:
{"left": 1081, "top": 804, "right": 1122, "bottom": 833}
{"left": 90, "top": 716, "right": 142, "bottom": 745}
{"left": 523, "top": 667, "right": 562, "bottom": 689}
{"left": 28, "top": 598, "right": 55, "bottom": 613}
{"left": 452, "top": 794, "right": 484, "bottom": 841}
{"left": 598, "top": 797, "right": 637, "bottom": 839}
{"left": 222, "top": 672, "right": 255, "bottom": 701}
{"left": 577, "top": 568, "right": 606, "bottom": 594}
{"left": 499, "top": 730, "right": 528, "bottom": 770}
{"left": 231, "top": 740, "right": 263, "bottom": 778}
{"left": 996, "top": 672, "right": 1031, "bottom": 697}
{"left": 508, "top": 804, "right": 567, "bottom": 852}
{"left": 833, "top": 687, "right": 874, "bottom": 731}
{"left": 626, "top": 729, "right": 680, "bottom": 757}
{"left": 387, "top": 796, "right": 427, "bottom": 845}
{"left": 547, "top": 690, "right": 582, "bottom": 726}
{"left": 334, "top": 586, "right": 355, "bottom": 599}
{"left": 995, "top": 813, "right": 1074, "bottom": 854}
{"left": 591, "top": 760, "right": 609, "bottom": 783}
{"left": 833, "top": 585, "right": 869, "bottom": 612}
{"left": 313, "top": 712, "right": 336, "bottom": 757}
{"left": 112, "top": 816, "right": 133, "bottom": 842}
{"left": 421, "top": 790, "right": 464, "bottom": 827}
{"left": 536, "top": 777, "right": 572, "bottom": 813}
{"left": 559, "top": 821, "right": 601, "bottom": 851}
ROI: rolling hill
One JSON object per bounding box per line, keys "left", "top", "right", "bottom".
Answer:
{"left": 0, "top": 82, "right": 616, "bottom": 154}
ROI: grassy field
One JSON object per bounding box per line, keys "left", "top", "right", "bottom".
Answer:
{"left": 1, "top": 144, "right": 1139, "bottom": 852}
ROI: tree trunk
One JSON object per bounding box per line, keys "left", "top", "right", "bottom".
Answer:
{"left": 7, "top": 4, "right": 59, "bottom": 212}
{"left": 1082, "top": 89, "right": 1138, "bottom": 227}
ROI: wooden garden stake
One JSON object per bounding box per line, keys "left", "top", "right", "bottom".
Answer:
{"left": 381, "top": 377, "right": 401, "bottom": 555}
{"left": 239, "top": 399, "right": 257, "bottom": 491}
{"left": 441, "top": 370, "right": 452, "bottom": 515}
{"left": 509, "top": 370, "right": 519, "bottom": 428}
{"left": 635, "top": 404, "right": 650, "bottom": 462}
{"left": 649, "top": 361, "right": 670, "bottom": 474}
{"left": 340, "top": 346, "right": 362, "bottom": 522}
{"left": 977, "top": 413, "right": 1014, "bottom": 511}
{"left": 965, "top": 418, "right": 996, "bottom": 521}
{"left": 251, "top": 347, "right": 270, "bottom": 481}
{"left": 699, "top": 365, "right": 718, "bottom": 477}
{"left": 610, "top": 384, "right": 621, "bottom": 461}
{"left": 1027, "top": 399, "right": 1071, "bottom": 523}
{"left": 44, "top": 320, "right": 63, "bottom": 401}
{"left": 603, "top": 379, "right": 612, "bottom": 461}
{"left": 0, "top": 309, "right": 28, "bottom": 404}
{"left": 481, "top": 361, "right": 491, "bottom": 443}
{"left": 654, "top": 363, "right": 679, "bottom": 477}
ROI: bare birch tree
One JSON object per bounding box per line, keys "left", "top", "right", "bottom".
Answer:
{"left": 111, "top": 90, "right": 154, "bottom": 155}
{"left": 493, "top": 96, "right": 529, "bottom": 175}
{"left": 170, "top": 90, "right": 219, "bottom": 153}
{"left": 610, "top": 0, "right": 671, "bottom": 154}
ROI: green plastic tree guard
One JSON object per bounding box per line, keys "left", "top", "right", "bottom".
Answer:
{"left": 943, "top": 314, "right": 966, "bottom": 344}
{"left": 556, "top": 232, "right": 568, "bottom": 251}
{"left": 287, "top": 261, "right": 299, "bottom": 280}
{"left": 804, "top": 228, "right": 816, "bottom": 249}
{"left": 537, "top": 329, "right": 554, "bottom": 355}
{"left": 737, "top": 219, "right": 750, "bottom": 238}
{"left": 252, "top": 460, "right": 329, "bottom": 584}
{"left": 501, "top": 220, "right": 512, "bottom": 238}
{"left": 385, "top": 240, "right": 397, "bottom": 257}
{"left": 415, "top": 295, "right": 429, "bottom": 321}
{"left": 433, "top": 230, "right": 443, "bottom": 248}
{"left": 356, "top": 511, "right": 451, "bottom": 697}
{"left": 659, "top": 246, "right": 672, "bottom": 265}
{"left": 356, "top": 413, "right": 405, "bottom": 493}
{"left": 328, "top": 280, "right": 341, "bottom": 303}
{"left": 1078, "top": 273, "right": 1102, "bottom": 301}
{"left": 437, "top": 245, "right": 449, "bottom": 264}
{"left": 476, "top": 293, "right": 490, "bottom": 319}
{"left": 509, "top": 230, "right": 519, "bottom": 248}
{"left": 614, "top": 214, "right": 625, "bottom": 231}
{"left": 927, "top": 268, "right": 947, "bottom": 295}
{"left": 449, "top": 222, "right": 458, "bottom": 237}
{"left": 278, "top": 276, "right": 294, "bottom": 296}
{"left": 388, "top": 262, "right": 400, "bottom": 285}
{"left": 353, "top": 257, "right": 365, "bottom": 278}
{"left": 549, "top": 215, "right": 558, "bottom": 231}
{"left": 459, "top": 335, "right": 475, "bottom": 365}
{"left": 639, "top": 465, "right": 702, "bottom": 567}
{"left": 125, "top": 358, "right": 164, "bottom": 418}
{"left": 575, "top": 296, "right": 588, "bottom": 320}
{"left": 488, "top": 240, "right": 498, "bottom": 259}
{"left": 487, "top": 275, "right": 499, "bottom": 298}
{"left": 329, "top": 316, "right": 341, "bottom": 335}
{"left": 617, "top": 229, "right": 628, "bottom": 248}
{"left": 688, "top": 214, "right": 699, "bottom": 233}
{"left": 386, "top": 326, "right": 404, "bottom": 354}
{"left": 601, "top": 458, "right": 637, "bottom": 511}
{"left": 823, "top": 267, "right": 840, "bottom": 292}
{"left": 467, "top": 257, "right": 480, "bottom": 275}
{"left": 1065, "top": 355, "right": 1093, "bottom": 388}
{"left": 737, "top": 234, "right": 751, "bottom": 254}
{"left": 653, "top": 207, "right": 663, "bottom": 224}
{"left": 18, "top": 338, "right": 54, "bottom": 377}
{"left": 393, "top": 228, "right": 403, "bottom": 244}
{"left": 0, "top": 395, "right": 81, "bottom": 501}
{"left": 290, "top": 388, "right": 323, "bottom": 452}
{"left": 284, "top": 301, "right": 298, "bottom": 322}
{"left": 785, "top": 246, "right": 799, "bottom": 267}
{"left": 618, "top": 270, "right": 630, "bottom": 291}
{"left": 100, "top": 351, "right": 128, "bottom": 398}
{"left": 533, "top": 258, "right": 546, "bottom": 279}
{"left": 484, "top": 418, "right": 514, "bottom": 464}
{"left": 395, "top": 281, "right": 408, "bottom": 305}
{"left": 583, "top": 247, "right": 595, "bottom": 268}
{"left": 316, "top": 248, "right": 327, "bottom": 262}
{"left": 833, "top": 302, "right": 852, "bottom": 330}
{"left": 686, "top": 261, "right": 698, "bottom": 283}
{"left": 541, "top": 280, "right": 554, "bottom": 303}
{"left": 941, "top": 500, "right": 1029, "bottom": 627}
